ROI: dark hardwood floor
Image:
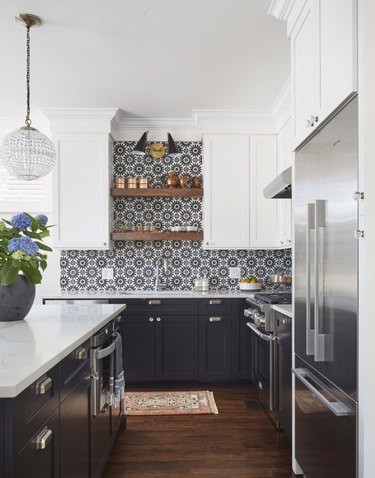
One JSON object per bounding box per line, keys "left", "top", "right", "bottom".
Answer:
{"left": 103, "top": 383, "right": 295, "bottom": 478}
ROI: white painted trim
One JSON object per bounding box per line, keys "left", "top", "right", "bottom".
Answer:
{"left": 270, "top": 78, "right": 292, "bottom": 132}
{"left": 268, "top": 0, "right": 297, "bottom": 21}
{"left": 41, "top": 108, "right": 119, "bottom": 134}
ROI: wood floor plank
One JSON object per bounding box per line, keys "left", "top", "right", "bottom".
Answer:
{"left": 103, "top": 384, "right": 295, "bottom": 478}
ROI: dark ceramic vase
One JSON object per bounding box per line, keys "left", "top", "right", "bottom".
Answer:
{"left": 0, "top": 275, "right": 36, "bottom": 322}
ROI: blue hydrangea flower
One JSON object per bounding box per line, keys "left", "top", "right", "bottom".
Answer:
{"left": 7, "top": 237, "right": 39, "bottom": 256}
{"left": 11, "top": 213, "right": 32, "bottom": 230}
{"left": 36, "top": 215, "right": 48, "bottom": 226}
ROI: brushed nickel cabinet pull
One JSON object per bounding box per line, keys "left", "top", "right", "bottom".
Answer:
{"left": 209, "top": 317, "right": 222, "bottom": 323}
{"left": 35, "top": 427, "right": 53, "bottom": 450}
{"left": 148, "top": 299, "right": 161, "bottom": 305}
{"left": 209, "top": 299, "right": 222, "bottom": 305}
{"left": 74, "top": 347, "right": 87, "bottom": 360}
{"left": 36, "top": 376, "right": 52, "bottom": 395}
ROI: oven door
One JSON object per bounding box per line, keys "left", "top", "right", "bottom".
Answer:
{"left": 247, "top": 322, "right": 277, "bottom": 418}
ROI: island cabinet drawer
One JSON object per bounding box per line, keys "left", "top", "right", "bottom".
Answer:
{"left": 199, "top": 299, "right": 232, "bottom": 315}
{"left": 11, "top": 365, "right": 59, "bottom": 451}
{"left": 12, "top": 407, "right": 59, "bottom": 478}
{"left": 60, "top": 340, "right": 90, "bottom": 402}
{"left": 110, "top": 298, "right": 199, "bottom": 316}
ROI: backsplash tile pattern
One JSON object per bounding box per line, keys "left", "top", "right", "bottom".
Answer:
{"left": 60, "top": 141, "right": 291, "bottom": 292}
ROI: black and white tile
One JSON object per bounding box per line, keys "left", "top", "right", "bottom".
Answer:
{"left": 60, "top": 141, "right": 292, "bottom": 292}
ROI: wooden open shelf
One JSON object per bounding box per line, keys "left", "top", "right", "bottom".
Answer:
{"left": 111, "top": 232, "right": 203, "bottom": 241}
{"left": 111, "top": 188, "right": 203, "bottom": 198}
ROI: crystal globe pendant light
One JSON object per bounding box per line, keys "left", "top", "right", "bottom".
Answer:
{"left": 0, "top": 14, "right": 56, "bottom": 181}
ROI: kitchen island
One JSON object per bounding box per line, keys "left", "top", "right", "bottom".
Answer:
{"left": 0, "top": 303, "right": 126, "bottom": 478}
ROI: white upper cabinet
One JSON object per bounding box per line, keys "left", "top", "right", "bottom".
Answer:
{"left": 43, "top": 108, "right": 118, "bottom": 250}
{"left": 249, "top": 136, "right": 279, "bottom": 249}
{"left": 291, "top": 0, "right": 318, "bottom": 147}
{"left": 203, "top": 135, "right": 250, "bottom": 249}
{"left": 290, "top": 0, "right": 357, "bottom": 147}
{"left": 203, "top": 134, "right": 279, "bottom": 250}
{"left": 276, "top": 119, "right": 292, "bottom": 247}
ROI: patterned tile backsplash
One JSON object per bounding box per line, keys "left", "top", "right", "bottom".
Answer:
{"left": 60, "top": 141, "right": 291, "bottom": 292}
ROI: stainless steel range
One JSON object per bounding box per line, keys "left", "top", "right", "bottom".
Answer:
{"left": 244, "top": 292, "right": 292, "bottom": 428}
{"left": 244, "top": 292, "right": 292, "bottom": 333}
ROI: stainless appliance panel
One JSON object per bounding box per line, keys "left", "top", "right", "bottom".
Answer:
{"left": 294, "top": 357, "right": 357, "bottom": 478}
{"left": 295, "top": 97, "right": 358, "bottom": 398}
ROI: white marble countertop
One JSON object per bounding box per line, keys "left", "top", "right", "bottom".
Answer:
{"left": 271, "top": 304, "right": 293, "bottom": 318}
{"left": 43, "top": 290, "right": 260, "bottom": 300}
{"left": 0, "top": 304, "right": 125, "bottom": 398}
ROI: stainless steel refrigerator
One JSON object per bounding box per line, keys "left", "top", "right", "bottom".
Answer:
{"left": 294, "top": 96, "right": 358, "bottom": 478}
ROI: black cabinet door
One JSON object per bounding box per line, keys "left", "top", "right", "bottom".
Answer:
{"left": 14, "top": 408, "right": 59, "bottom": 478}
{"left": 60, "top": 378, "right": 90, "bottom": 478}
{"left": 199, "top": 315, "right": 232, "bottom": 380}
{"left": 123, "top": 315, "right": 156, "bottom": 382}
{"left": 156, "top": 315, "right": 199, "bottom": 380}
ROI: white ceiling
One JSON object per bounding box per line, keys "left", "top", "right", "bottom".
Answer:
{"left": 0, "top": 0, "right": 290, "bottom": 120}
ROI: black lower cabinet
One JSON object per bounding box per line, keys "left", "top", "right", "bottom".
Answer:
{"left": 115, "top": 298, "right": 250, "bottom": 383}
{"left": 123, "top": 315, "right": 156, "bottom": 382}
{"left": 91, "top": 406, "right": 111, "bottom": 478}
{"left": 60, "top": 378, "right": 90, "bottom": 478}
{"left": 199, "top": 315, "right": 231, "bottom": 380}
{"left": 14, "top": 408, "right": 59, "bottom": 478}
{"left": 156, "top": 315, "right": 199, "bottom": 380}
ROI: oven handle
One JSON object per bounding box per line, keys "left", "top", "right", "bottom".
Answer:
{"left": 96, "top": 340, "right": 116, "bottom": 360}
{"left": 246, "top": 322, "right": 271, "bottom": 342}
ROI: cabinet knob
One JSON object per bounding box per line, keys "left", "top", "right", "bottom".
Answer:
{"left": 206, "top": 242, "right": 209, "bottom": 246}
{"left": 36, "top": 376, "right": 53, "bottom": 395}
{"left": 156, "top": 317, "right": 161, "bottom": 322}
{"left": 35, "top": 427, "right": 53, "bottom": 450}
{"left": 279, "top": 240, "right": 284, "bottom": 245}
{"left": 286, "top": 239, "right": 292, "bottom": 244}
{"left": 148, "top": 299, "right": 161, "bottom": 305}
{"left": 306, "top": 119, "right": 312, "bottom": 128}
{"left": 149, "top": 317, "right": 154, "bottom": 322}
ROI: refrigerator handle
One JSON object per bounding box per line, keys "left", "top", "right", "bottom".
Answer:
{"left": 314, "top": 199, "right": 328, "bottom": 361}
{"left": 292, "top": 368, "right": 354, "bottom": 417}
{"left": 306, "top": 203, "right": 315, "bottom": 355}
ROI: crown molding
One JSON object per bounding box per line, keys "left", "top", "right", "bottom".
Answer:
{"left": 40, "top": 108, "right": 120, "bottom": 134}
{"left": 115, "top": 109, "right": 274, "bottom": 130}
{"left": 270, "top": 78, "right": 291, "bottom": 132}
{"left": 268, "top": 0, "right": 296, "bottom": 21}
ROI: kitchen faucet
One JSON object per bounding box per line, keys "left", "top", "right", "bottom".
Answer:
{"left": 155, "top": 256, "right": 169, "bottom": 291}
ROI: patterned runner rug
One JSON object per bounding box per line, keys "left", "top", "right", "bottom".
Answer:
{"left": 124, "top": 390, "right": 219, "bottom": 416}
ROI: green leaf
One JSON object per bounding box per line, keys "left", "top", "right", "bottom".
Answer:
{"left": 0, "top": 262, "right": 20, "bottom": 286}
{"left": 2, "top": 219, "right": 12, "bottom": 226}
{"left": 19, "top": 262, "right": 42, "bottom": 284}
{"left": 40, "top": 260, "right": 47, "bottom": 271}
{"left": 34, "top": 241, "right": 52, "bottom": 252}
{"left": 24, "top": 212, "right": 39, "bottom": 232}
{"left": 23, "top": 230, "right": 42, "bottom": 240}
{"left": 38, "top": 229, "right": 50, "bottom": 238}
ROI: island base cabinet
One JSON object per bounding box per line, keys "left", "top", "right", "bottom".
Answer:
{"left": 60, "top": 378, "right": 90, "bottom": 478}
{"left": 13, "top": 408, "right": 59, "bottom": 478}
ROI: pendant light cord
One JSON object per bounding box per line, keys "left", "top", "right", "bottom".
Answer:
{"left": 25, "top": 25, "right": 31, "bottom": 127}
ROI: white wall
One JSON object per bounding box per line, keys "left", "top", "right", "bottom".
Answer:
{"left": 358, "top": 0, "right": 375, "bottom": 476}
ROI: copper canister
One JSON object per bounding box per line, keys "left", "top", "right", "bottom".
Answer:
{"left": 128, "top": 178, "right": 138, "bottom": 189}
{"left": 192, "top": 176, "right": 201, "bottom": 188}
{"left": 139, "top": 178, "right": 149, "bottom": 189}
{"left": 115, "top": 177, "right": 126, "bottom": 188}
{"left": 179, "top": 175, "right": 188, "bottom": 188}
{"left": 166, "top": 172, "right": 179, "bottom": 188}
